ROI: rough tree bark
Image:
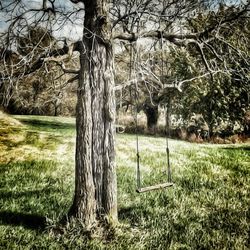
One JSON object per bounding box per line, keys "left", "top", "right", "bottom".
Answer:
{"left": 69, "top": 0, "right": 117, "bottom": 227}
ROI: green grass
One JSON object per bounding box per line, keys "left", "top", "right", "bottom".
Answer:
{"left": 0, "top": 115, "right": 249, "bottom": 249}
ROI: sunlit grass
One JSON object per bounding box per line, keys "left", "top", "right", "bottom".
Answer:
{"left": 0, "top": 115, "right": 249, "bottom": 249}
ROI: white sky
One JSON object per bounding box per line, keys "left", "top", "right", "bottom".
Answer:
{"left": 0, "top": 0, "right": 247, "bottom": 43}
{"left": 0, "top": 0, "right": 84, "bottom": 41}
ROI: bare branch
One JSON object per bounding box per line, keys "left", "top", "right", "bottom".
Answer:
{"left": 113, "top": 30, "right": 198, "bottom": 42}
{"left": 44, "top": 57, "right": 80, "bottom": 74}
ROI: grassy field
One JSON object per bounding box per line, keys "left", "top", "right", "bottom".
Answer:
{"left": 0, "top": 115, "right": 249, "bottom": 249}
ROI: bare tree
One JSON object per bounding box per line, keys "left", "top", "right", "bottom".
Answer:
{"left": 112, "top": 0, "right": 250, "bottom": 132}
{"left": 1, "top": 0, "right": 117, "bottom": 227}
{"left": 0, "top": 0, "right": 249, "bottom": 229}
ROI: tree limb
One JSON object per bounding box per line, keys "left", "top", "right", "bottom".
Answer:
{"left": 113, "top": 30, "right": 198, "bottom": 42}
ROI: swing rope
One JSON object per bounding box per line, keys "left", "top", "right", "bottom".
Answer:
{"left": 161, "top": 32, "right": 172, "bottom": 184}
{"left": 165, "top": 105, "right": 172, "bottom": 183}
{"left": 131, "top": 41, "right": 141, "bottom": 190}
{"left": 133, "top": 36, "right": 173, "bottom": 193}
{"left": 134, "top": 65, "right": 141, "bottom": 190}
{"left": 116, "top": 88, "right": 125, "bottom": 134}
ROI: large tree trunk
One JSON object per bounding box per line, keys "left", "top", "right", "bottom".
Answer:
{"left": 143, "top": 103, "right": 159, "bottom": 132}
{"left": 69, "top": 0, "right": 117, "bottom": 227}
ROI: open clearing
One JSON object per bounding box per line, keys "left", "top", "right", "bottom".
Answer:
{"left": 0, "top": 115, "right": 249, "bottom": 249}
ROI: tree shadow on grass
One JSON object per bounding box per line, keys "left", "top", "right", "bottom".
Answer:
{"left": 20, "top": 118, "right": 75, "bottom": 131}
{"left": 0, "top": 211, "right": 46, "bottom": 230}
{"left": 118, "top": 205, "right": 155, "bottom": 226}
{"left": 0, "top": 188, "right": 60, "bottom": 199}
{"left": 221, "top": 146, "right": 250, "bottom": 151}
{"left": 0, "top": 160, "right": 63, "bottom": 231}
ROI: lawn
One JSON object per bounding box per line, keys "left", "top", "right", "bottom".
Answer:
{"left": 0, "top": 115, "right": 249, "bottom": 249}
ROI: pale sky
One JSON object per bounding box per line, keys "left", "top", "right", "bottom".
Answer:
{"left": 0, "top": 0, "right": 84, "bottom": 41}
{"left": 0, "top": 0, "right": 247, "bottom": 43}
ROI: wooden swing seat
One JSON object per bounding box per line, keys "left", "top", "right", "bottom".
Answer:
{"left": 136, "top": 182, "right": 173, "bottom": 193}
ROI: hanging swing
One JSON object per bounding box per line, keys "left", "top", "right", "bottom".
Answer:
{"left": 131, "top": 38, "right": 174, "bottom": 193}
{"left": 134, "top": 100, "right": 174, "bottom": 193}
